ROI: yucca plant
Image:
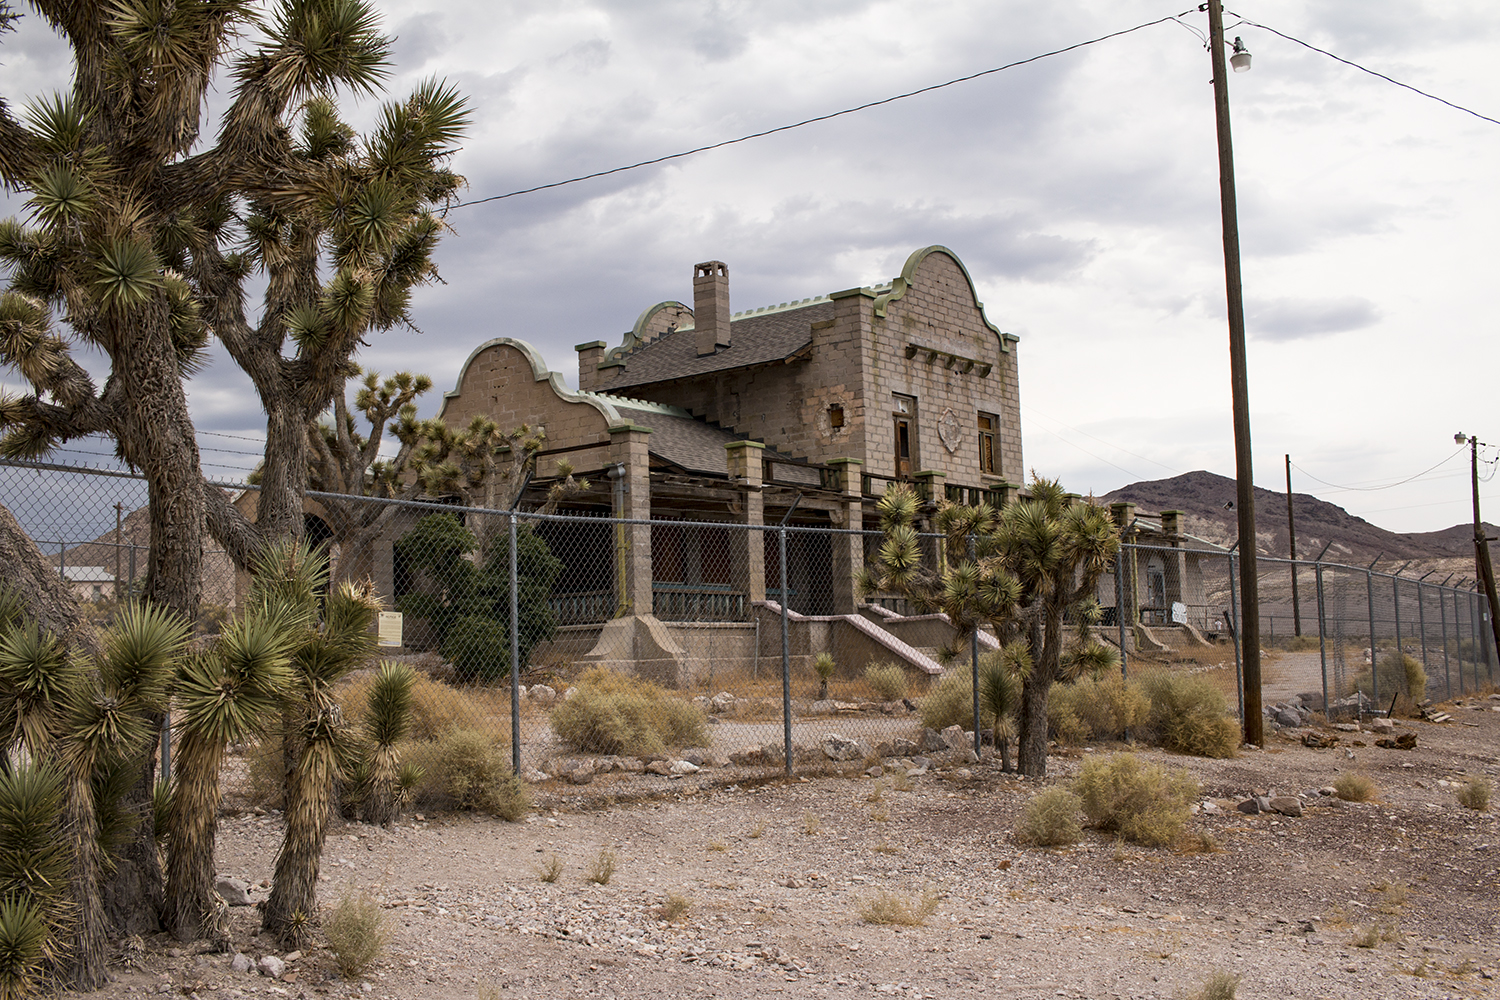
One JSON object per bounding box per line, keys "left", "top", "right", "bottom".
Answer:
{"left": 813, "top": 652, "right": 836, "bottom": 700}
{"left": 262, "top": 552, "right": 384, "bottom": 948}
{"left": 165, "top": 601, "right": 301, "bottom": 943}
{"left": 355, "top": 662, "right": 416, "bottom": 827}
{"left": 859, "top": 476, "right": 1120, "bottom": 777}
{"left": 0, "top": 600, "right": 185, "bottom": 990}
{"left": 978, "top": 649, "right": 1023, "bottom": 773}
{"left": 0, "top": 762, "right": 71, "bottom": 998}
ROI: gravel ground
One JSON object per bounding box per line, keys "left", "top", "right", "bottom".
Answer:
{"left": 97, "top": 694, "right": 1500, "bottom": 1000}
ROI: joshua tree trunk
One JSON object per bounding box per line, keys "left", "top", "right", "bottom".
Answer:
{"left": 0, "top": 503, "right": 90, "bottom": 646}
{"left": 164, "top": 734, "right": 229, "bottom": 945}
{"left": 63, "top": 772, "right": 109, "bottom": 989}
{"left": 1016, "top": 603, "right": 1064, "bottom": 777}
{"left": 263, "top": 735, "right": 339, "bottom": 948}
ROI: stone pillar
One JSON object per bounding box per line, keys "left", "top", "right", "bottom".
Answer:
{"left": 1109, "top": 502, "right": 1138, "bottom": 627}
{"left": 609, "top": 424, "right": 653, "bottom": 617}
{"left": 1160, "top": 510, "right": 1188, "bottom": 610}
{"left": 575, "top": 340, "right": 607, "bottom": 391}
{"left": 725, "top": 441, "right": 766, "bottom": 605}
{"left": 913, "top": 469, "right": 947, "bottom": 507}
{"left": 828, "top": 458, "right": 864, "bottom": 614}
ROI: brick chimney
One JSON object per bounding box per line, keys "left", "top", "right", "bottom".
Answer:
{"left": 693, "top": 261, "right": 730, "bottom": 356}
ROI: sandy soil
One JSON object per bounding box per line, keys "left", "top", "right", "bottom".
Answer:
{"left": 97, "top": 695, "right": 1500, "bottom": 1000}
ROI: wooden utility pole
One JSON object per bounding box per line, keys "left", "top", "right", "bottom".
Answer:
{"left": 1460, "top": 434, "right": 1500, "bottom": 668}
{"left": 1208, "top": 0, "right": 1261, "bottom": 745}
{"left": 1287, "top": 454, "right": 1300, "bottom": 636}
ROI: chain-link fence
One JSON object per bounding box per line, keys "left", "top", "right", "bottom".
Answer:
{"left": 1112, "top": 541, "right": 1499, "bottom": 726}
{"left": 5, "top": 460, "right": 1498, "bottom": 791}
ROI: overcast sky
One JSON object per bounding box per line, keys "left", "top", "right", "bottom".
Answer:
{"left": 2, "top": 0, "right": 1498, "bottom": 536}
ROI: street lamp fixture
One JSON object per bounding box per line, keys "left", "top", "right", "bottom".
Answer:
{"left": 1230, "top": 37, "right": 1252, "bottom": 73}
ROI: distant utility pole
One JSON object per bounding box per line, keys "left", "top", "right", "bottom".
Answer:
{"left": 115, "top": 502, "right": 124, "bottom": 598}
{"left": 1456, "top": 432, "right": 1500, "bottom": 666}
{"left": 1286, "top": 454, "right": 1300, "bottom": 636}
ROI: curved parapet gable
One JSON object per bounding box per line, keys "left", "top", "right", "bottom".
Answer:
{"left": 872, "top": 245, "right": 1011, "bottom": 352}
{"left": 438, "top": 336, "right": 627, "bottom": 426}
{"left": 601, "top": 300, "right": 695, "bottom": 366}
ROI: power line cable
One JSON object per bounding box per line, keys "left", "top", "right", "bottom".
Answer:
{"left": 453, "top": 10, "right": 1198, "bottom": 209}
{"left": 1291, "top": 448, "right": 1466, "bottom": 493}
{"left": 1229, "top": 13, "right": 1500, "bottom": 127}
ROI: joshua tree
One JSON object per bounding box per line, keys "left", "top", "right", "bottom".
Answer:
{"left": 0, "top": 593, "right": 188, "bottom": 988}
{"left": 259, "top": 546, "right": 383, "bottom": 948}
{"left": 351, "top": 661, "right": 417, "bottom": 827}
{"left": 859, "top": 476, "right": 1119, "bottom": 777}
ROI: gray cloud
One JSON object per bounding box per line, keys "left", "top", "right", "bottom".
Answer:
{"left": 1246, "top": 295, "right": 1381, "bottom": 341}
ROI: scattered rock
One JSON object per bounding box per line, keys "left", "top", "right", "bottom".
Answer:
{"left": 528, "top": 684, "right": 557, "bottom": 706}
{"left": 229, "top": 953, "right": 253, "bottom": 974}
{"left": 1376, "top": 733, "right": 1418, "bottom": 750}
{"left": 567, "top": 765, "right": 596, "bottom": 785}
{"left": 866, "top": 765, "right": 884, "bottom": 778}
{"left": 920, "top": 728, "right": 948, "bottom": 753}
{"left": 1370, "top": 717, "right": 1396, "bottom": 734}
{"left": 644, "top": 760, "right": 674, "bottom": 776}
{"left": 1269, "top": 796, "right": 1303, "bottom": 817}
{"left": 892, "top": 737, "right": 921, "bottom": 757}
{"left": 520, "top": 766, "right": 548, "bottom": 784}
{"left": 1273, "top": 709, "right": 1302, "bottom": 728}
{"left": 215, "top": 877, "right": 252, "bottom": 907}
{"left": 710, "top": 692, "right": 738, "bottom": 713}
{"left": 1236, "top": 798, "right": 1261, "bottom": 815}
{"left": 258, "top": 955, "right": 286, "bottom": 980}
{"left": 940, "top": 725, "right": 969, "bottom": 751}
{"left": 669, "top": 759, "right": 701, "bottom": 775}
{"left": 821, "top": 733, "right": 870, "bottom": 761}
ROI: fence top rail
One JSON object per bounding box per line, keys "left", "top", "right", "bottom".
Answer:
{"left": 1118, "top": 540, "right": 1483, "bottom": 593}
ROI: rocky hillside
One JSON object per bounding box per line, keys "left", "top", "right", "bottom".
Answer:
{"left": 1102, "top": 470, "right": 1493, "bottom": 566}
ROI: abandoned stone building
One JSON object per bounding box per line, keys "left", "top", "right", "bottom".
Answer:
{"left": 404, "top": 245, "right": 1027, "bottom": 683}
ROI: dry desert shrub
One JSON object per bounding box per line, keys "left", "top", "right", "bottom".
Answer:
{"left": 1048, "top": 674, "right": 1149, "bottom": 745}
{"left": 339, "top": 670, "right": 488, "bottom": 740}
{"left": 1015, "top": 787, "right": 1083, "bottom": 847}
{"left": 586, "top": 848, "right": 618, "bottom": 885}
{"left": 1138, "top": 671, "right": 1240, "bottom": 758}
{"left": 324, "top": 891, "right": 391, "bottom": 978}
{"left": 859, "top": 888, "right": 939, "bottom": 926}
{"left": 919, "top": 668, "right": 975, "bottom": 732}
{"left": 1354, "top": 650, "right": 1428, "bottom": 717}
{"left": 1456, "top": 777, "right": 1490, "bottom": 811}
{"left": 1333, "top": 772, "right": 1377, "bottom": 802}
{"left": 656, "top": 893, "right": 691, "bottom": 923}
{"left": 535, "top": 855, "right": 563, "bottom": 883}
{"left": 550, "top": 668, "right": 708, "bottom": 756}
{"left": 400, "top": 729, "right": 529, "bottom": 819}
{"left": 1189, "top": 970, "right": 1241, "bottom": 1000}
{"left": 864, "top": 662, "right": 909, "bottom": 701}
{"left": 1073, "top": 753, "right": 1199, "bottom": 847}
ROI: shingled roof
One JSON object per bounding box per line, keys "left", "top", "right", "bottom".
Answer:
{"left": 594, "top": 298, "right": 836, "bottom": 393}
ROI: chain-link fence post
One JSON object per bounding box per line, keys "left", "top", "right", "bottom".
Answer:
{"left": 1229, "top": 553, "right": 1243, "bottom": 721}
{"left": 1392, "top": 574, "right": 1403, "bottom": 656}
{"left": 1439, "top": 582, "right": 1452, "bottom": 698}
{"left": 1365, "top": 569, "right": 1379, "bottom": 712}
{"left": 1316, "top": 559, "right": 1329, "bottom": 716}
{"left": 1116, "top": 547, "right": 1129, "bottom": 683}
{"left": 509, "top": 510, "right": 521, "bottom": 776}
{"left": 969, "top": 534, "right": 981, "bottom": 756}
{"left": 779, "top": 524, "right": 792, "bottom": 777}
{"left": 1416, "top": 578, "right": 1430, "bottom": 682}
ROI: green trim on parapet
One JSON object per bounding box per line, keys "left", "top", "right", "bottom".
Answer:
{"left": 871, "top": 245, "right": 1012, "bottom": 352}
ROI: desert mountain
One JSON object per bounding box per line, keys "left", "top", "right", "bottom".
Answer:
{"left": 1101, "top": 470, "right": 1492, "bottom": 567}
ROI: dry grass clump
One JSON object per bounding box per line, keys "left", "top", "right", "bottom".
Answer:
{"left": 919, "top": 669, "right": 974, "bottom": 731}
{"left": 858, "top": 888, "right": 939, "bottom": 926}
{"left": 585, "top": 848, "right": 618, "bottom": 885}
{"left": 1073, "top": 753, "right": 1198, "bottom": 847}
{"left": 324, "top": 891, "right": 391, "bottom": 978}
{"left": 1015, "top": 787, "right": 1082, "bottom": 847}
{"left": 402, "top": 728, "right": 529, "bottom": 819}
{"left": 864, "top": 662, "right": 909, "bottom": 701}
{"left": 656, "top": 893, "right": 691, "bottom": 922}
{"left": 1138, "top": 671, "right": 1239, "bottom": 758}
{"left": 339, "top": 670, "right": 488, "bottom": 741}
{"left": 535, "top": 855, "right": 563, "bottom": 883}
{"left": 1048, "top": 674, "right": 1149, "bottom": 745}
{"left": 1456, "top": 776, "right": 1490, "bottom": 811}
{"left": 1354, "top": 650, "right": 1428, "bottom": 717}
{"left": 1332, "top": 772, "right": 1377, "bottom": 802}
{"left": 1189, "top": 970, "right": 1241, "bottom": 1000}
{"left": 550, "top": 667, "right": 708, "bottom": 756}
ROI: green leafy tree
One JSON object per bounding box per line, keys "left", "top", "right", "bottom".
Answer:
{"left": 394, "top": 513, "right": 563, "bottom": 682}
{"left": 859, "top": 476, "right": 1119, "bottom": 777}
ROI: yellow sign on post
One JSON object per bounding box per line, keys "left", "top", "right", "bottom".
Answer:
{"left": 377, "top": 611, "right": 403, "bottom": 648}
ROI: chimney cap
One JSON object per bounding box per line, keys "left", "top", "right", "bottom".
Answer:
{"left": 694, "top": 261, "right": 728, "bottom": 278}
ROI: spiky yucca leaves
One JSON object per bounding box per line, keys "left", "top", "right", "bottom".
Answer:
{"left": 979, "top": 647, "right": 1025, "bottom": 773}
{"left": 165, "top": 609, "right": 298, "bottom": 944}
{"left": 860, "top": 476, "right": 1119, "bottom": 777}
{"left": 262, "top": 575, "right": 382, "bottom": 948}
{"left": 0, "top": 621, "right": 79, "bottom": 757}
{"left": 356, "top": 662, "right": 415, "bottom": 826}
{"left": 0, "top": 762, "right": 71, "bottom": 997}
{"left": 55, "top": 604, "right": 188, "bottom": 988}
